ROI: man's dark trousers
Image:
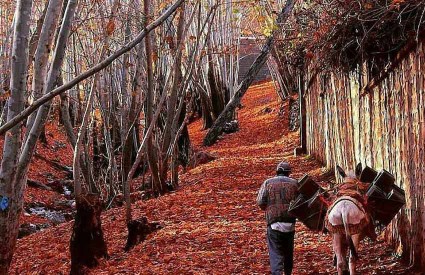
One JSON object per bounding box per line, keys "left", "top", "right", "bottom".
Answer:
{"left": 267, "top": 226, "right": 295, "bottom": 275}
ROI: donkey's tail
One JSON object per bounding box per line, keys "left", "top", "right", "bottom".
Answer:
{"left": 342, "top": 212, "right": 358, "bottom": 259}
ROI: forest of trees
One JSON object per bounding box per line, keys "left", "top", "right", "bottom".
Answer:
{"left": 0, "top": 0, "right": 294, "bottom": 273}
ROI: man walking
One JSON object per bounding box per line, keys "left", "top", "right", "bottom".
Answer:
{"left": 257, "top": 161, "right": 298, "bottom": 275}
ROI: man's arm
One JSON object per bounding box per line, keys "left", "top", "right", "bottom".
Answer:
{"left": 257, "top": 181, "right": 268, "bottom": 210}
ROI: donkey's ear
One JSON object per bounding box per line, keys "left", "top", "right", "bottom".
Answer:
{"left": 355, "top": 163, "right": 362, "bottom": 178}
{"left": 336, "top": 165, "right": 346, "bottom": 178}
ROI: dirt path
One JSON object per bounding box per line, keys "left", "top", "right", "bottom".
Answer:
{"left": 11, "top": 82, "right": 408, "bottom": 274}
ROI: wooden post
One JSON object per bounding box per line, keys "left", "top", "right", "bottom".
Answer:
{"left": 295, "top": 72, "right": 307, "bottom": 155}
{"left": 300, "top": 72, "right": 307, "bottom": 152}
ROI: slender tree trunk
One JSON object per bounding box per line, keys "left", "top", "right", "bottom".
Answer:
{"left": 58, "top": 74, "right": 92, "bottom": 186}
{"left": 119, "top": 5, "right": 136, "bottom": 216}
{"left": 144, "top": 0, "right": 162, "bottom": 198}
{"left": 99, "top": 83, "right": 118, "bottom": 203}
{"left": 70, "top": 21, "right": 112, "bottom": 268}
{"left": 122, "top": 40, "right": 144, "bottom": 184}
{"left": 17, "top": 0, "right": 78, "bottom": 184}
{"left": 26, "top": 0, "right": 64, "bottom": 138}
{"left": 126, "top": 85, "right": 169, "bottom": 212}
{"left": 28, "top": 1, "right": 48, "bottom": 67}
{"left": 199, "top": 87, "right": 214, "bottom": 129}
{"left": 0, "top": 1, "right": 33, "bottom": 273}
{"left": 207, "top": 49, "right": 225, "bottom": 118}
{"left": 60, "top": 91, "right": 77, "bottom": 146}
{"left": 159, "top": 3, "right": 186, "bottom": 190}
{"left": 73, "top": 77, "right": 97, "bottom": 197}
{"left": 203, "top": 0, "right": 295, "bottom": 146}
{"left": 299, "top": 72, "right": 307, "bottom": 153}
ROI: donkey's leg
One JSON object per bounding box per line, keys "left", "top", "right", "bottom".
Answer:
{"left": 349, "top": 234, "right": 360, "bottom": 275}
{"left": 333, "top": 234, "right": 347, "bottom": 275}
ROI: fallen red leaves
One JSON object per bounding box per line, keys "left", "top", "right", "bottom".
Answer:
{"left": 11, "top": 82, "right": 413, "bottom": 274}
{"left": 0, "top": 122, "right": 73, "bottom": 226}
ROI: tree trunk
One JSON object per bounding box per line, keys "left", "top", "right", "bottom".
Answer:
{"left": 199, "top": 88, "right": 214, "bottom": 129}
{"left": 125, "top": 84, "right": 169, "bottom": 213}
{"left": 73, "top": 76, "right": 97, "bottom": 197}
{"left": 203, "top": 0, "right": 295, "bottom": 146}
{"left": 158, "top": 3, "right": 186, "bottom": 192}
{"left": 26, "top": 0, "right": 63, "bottom": 135}
{"left": 299, "top": 72, "right": 307, "bottom": 153}
{"left": 144, "top": 0, "right": 162, "bottom": 198}
{"left": 28, "top": 1, "right": 48, "bottom": 68}
{"left": 58, "top": 76, "right": 92, "bottom": 186}
{"left": 124, "top": 217, "right": 161, "bottom": 251}
{"left": 0, "top": 1, "right": 33, "bottom": 273}
{"left": 17, "top": 0, "right": 78, "bottom": 186}
{"left": 70, "top": 194, "right": 108, "bottom": 275}
{"left": 207, "top": 51, "right": 225, "bottom": 118}
{"left": 60, "top": 92, "right": 77, "bottom": 146}
{"left": 177, "top": 105, "right": 191, "bottom": 170}
{"left": 122, "top": 42, "right": 143, "bottom": 182}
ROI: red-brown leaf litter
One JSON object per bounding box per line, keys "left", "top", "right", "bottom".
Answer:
{"left": 11, "top": 82, "right": 412, "bottom": 274}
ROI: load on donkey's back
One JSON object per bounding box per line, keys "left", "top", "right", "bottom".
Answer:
{"left": 288, "top": 163, "right": 405, "bottom": 275}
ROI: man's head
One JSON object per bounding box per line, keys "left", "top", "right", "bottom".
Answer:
{"left": 276, "top": 161, "right": 291, "bottom": 176}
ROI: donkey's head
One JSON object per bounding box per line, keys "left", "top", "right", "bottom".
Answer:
{"left": 336, "top": 163, "right": 368, "bottom": 193}
{"left": 336, "top": 163, "right": 362, "bottom": 181}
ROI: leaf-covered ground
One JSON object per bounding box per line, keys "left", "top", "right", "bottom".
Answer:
{"left": 11, "top": 82, "right": 413, "bottom": 274}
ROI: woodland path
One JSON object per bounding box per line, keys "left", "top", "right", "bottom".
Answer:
{"left": 11, "top": 82, "right": 408, "bottom": 274}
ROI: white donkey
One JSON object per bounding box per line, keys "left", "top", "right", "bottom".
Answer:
{"left": 326, "top": 164, "right": 372, "bottom": 275}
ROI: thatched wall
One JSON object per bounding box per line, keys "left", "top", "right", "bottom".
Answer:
{"left": 304, "top": 41, "right": 425, "bottom": 268}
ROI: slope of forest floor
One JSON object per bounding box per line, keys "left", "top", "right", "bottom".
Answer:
{"left": 11, "top": 82, "right": 412, "bottom": 274}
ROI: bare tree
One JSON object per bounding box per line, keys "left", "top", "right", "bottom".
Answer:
{"left": 0, "top": 1, "right": 33, "bottom": 272}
